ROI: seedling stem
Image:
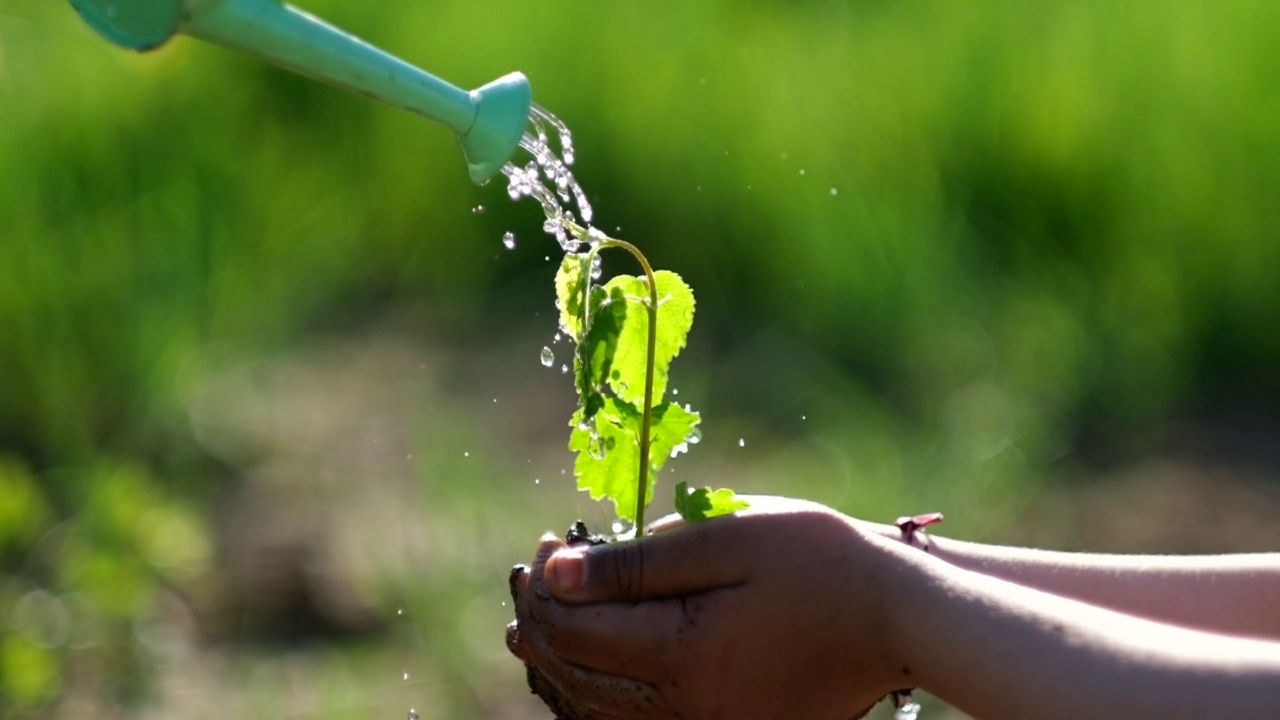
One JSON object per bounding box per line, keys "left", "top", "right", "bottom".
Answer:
{"left": 570, "top": 225, "right": 659, "bottom": 533}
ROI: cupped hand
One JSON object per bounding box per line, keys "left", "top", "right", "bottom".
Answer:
{"left": 507, "top": 497, "right": 920, "bottom": 720}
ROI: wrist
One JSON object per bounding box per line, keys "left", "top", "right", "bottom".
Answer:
{"left": 842, "top": 516, "right": 941, "bottom": 690}
{"left": 880, "top": 537, "right": 943, "bottom": 680}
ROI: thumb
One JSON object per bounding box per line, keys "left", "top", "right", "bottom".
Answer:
{"left": 545, "top": 515, "right": 752, "bottom": 604}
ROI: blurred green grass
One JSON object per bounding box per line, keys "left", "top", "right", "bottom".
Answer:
{"left": 1, "top": 0, "right": 1278, "bottom": 716}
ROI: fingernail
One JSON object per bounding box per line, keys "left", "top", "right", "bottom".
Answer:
{"left": 547, "top": 548, "right": 585, "bottom": 595}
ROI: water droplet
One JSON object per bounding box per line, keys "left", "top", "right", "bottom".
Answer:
{"left": 672, "top": 388, "right": 679, "bottom": 396}
{"left": 590, "top": 254, "right": 603, "bottom": 280}
{"left": 801, "top": 414, "right": 807, "bottom": 421}
{"left": 408, "top": 710, "right": 420, "bottom": 720}
{"left": 540, "top": 346, "right": 555, "bottom": 367}
{"left": 472, "top": 205, "right": 485, "bottom": 214}
{"left": 894, "top": 701, "right": 921, "bottom": 720}
{"left": 553, "top": 332, "right": 563, "bottom": 343}
{"left": 492, "top": 398, "right": 498, "bottom": 403}
{"left": 588, "top": 432, "right": 606, "bottom": 460}
{"left": 502, "top": 231, "right": 516, "bottom": 250}
{"left": 781, "top": 152, "right": 789, "bottom": 160}
{"left": 403, "top": 672, "right": 410, "bottom": 681}
{"left": 799, "top": 168, "right": 806, "bottom": 176}
{"left": 829, "top": 187, "right": 838, "bottom": 196}
{"left": 397, "top": 608, "right": 404, "bottom": 616}
{"left": 738, "top": 438, "right": 745, "bottom": 447}
{"left": 534, "top": 478, "right": 540, "bottom": 485}
{"left": 406, "top": 453, "right": 413, "bottom": 460}
{"left": 688, "top": 428, "right": 703, "bottom": 444}
{"left": 560, "top": 364, "right": 569, "bottom": 374}
{"left": 463, "top": 451, "right": 470, "bottom": 458}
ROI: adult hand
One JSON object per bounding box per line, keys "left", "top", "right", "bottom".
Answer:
{"left": 507, "top": 497, "right": 922, "bottom": 720}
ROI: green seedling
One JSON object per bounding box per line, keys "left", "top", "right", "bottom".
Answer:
{"left": 555, "top": 223, "right": 746, "bottom": 532}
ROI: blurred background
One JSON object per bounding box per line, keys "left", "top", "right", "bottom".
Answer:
{"left": 2, "top": 0, "right": 1279, "bottom": 717}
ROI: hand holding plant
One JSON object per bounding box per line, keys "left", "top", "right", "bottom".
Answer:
{"left": 508, "top": 497, "right": 923, "bottom": 720}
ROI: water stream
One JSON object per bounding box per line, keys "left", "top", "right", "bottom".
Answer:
{"left": 501, "top": 103, "right": 595, "bottom": 250}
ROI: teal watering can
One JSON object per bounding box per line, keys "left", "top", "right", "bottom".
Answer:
{"left": 69, "top": 0, "right": 531, "bottom": 183}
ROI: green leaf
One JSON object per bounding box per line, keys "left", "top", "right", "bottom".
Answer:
{"left": 598, "top": 270, "right": 695, "bottom": 406}
{"left": 569, "top": 398, "right": 649, "bottom": 523}
{"left": 555, "top": 253, "right": 590, "bottom": 342}
{"left": 674, "top": 482, "right": 749, "bottom": 522}
{"left": 646, "top": 402, "right": 700, "bottom": 476}
{"left": 576, "top": 283, "right": 624, "bottom": 413}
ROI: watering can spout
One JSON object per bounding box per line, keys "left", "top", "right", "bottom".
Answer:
{"left": 69, "top": 0, "right": 530, "bottom": 183}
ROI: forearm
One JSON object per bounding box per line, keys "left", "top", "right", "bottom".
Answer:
{"left": 894, "top": 554, "right": 1280, "bottom": 720}
{"left": 928, "top": 535, "right": 1280, "bottom": 639}
{"left": 859, "top": 520, "right": 1280, "bottom": 639}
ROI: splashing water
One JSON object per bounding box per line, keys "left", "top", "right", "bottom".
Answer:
{"left": 501, "top": 103, "right": 594, "bottom": 251}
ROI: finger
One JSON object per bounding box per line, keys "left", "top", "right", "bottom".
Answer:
{"left": 506, "top": 619, "right": 531, "bottom": 662}
{"left": 541, "top": 586, "right": 738, "bottom": 681}
{"left": 516, "top": 571, "right": 672, "bottom": 720}
{"left": 526, "top": 644, "right": 671, "bottom": 720}
{"left": 645, "top": 512, "right": 685, "bottom": 535}
{"left": 524, "top": 662, "right": 637, "bottom": 720}
{"left": 532, "top": 533, "right": 568, "bottom": 599}
{"left": 509, "top": 563, "right": 530, "bottom": 603}
{"left": 545, "top": 515, "right": 752, "bottom": 603}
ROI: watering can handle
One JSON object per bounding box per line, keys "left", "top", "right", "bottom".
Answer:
{"left": 68, "top": 0, "right": 530, "bottom": 183}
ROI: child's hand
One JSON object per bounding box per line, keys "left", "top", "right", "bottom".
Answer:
{"left": 507, "top": 497, "right": 921, "bottom": 720}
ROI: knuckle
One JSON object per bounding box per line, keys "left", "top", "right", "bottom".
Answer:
{"left": 597, "top": 540, "right": 645, "bottom": 599}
